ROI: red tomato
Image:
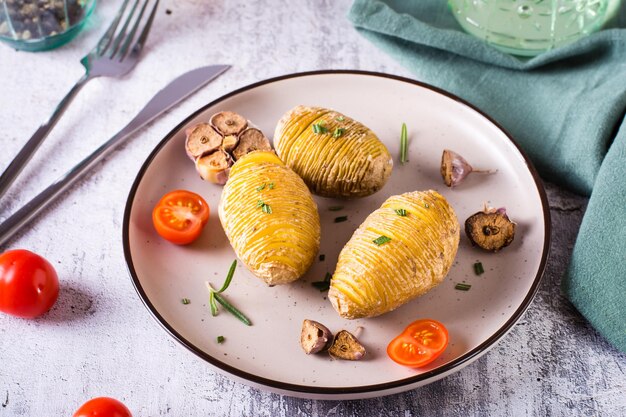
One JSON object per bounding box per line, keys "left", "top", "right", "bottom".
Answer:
{"left": 73, "top": 397, "right": 132, "bottom": 417}
{"left": 152, "top": 190, "right": 210, "bottom": 245}
{"left": 0, "top": 249, "right": 59, "bottom": 318}
{"left": 387, "top": 319, "right": 449, "bottom": 368}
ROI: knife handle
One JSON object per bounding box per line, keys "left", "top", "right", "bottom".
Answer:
{"left": 0, "top": 127, "right": 132, "bottom": 248}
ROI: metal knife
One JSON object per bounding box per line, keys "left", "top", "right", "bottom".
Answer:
{"left": 0, "top": 64, "right": 230, "bottom": 248}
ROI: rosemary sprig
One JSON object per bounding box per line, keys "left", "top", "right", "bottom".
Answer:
{"left": 213, "top": 292, "right": 252, "bottom": 326}
{"left": 205, "top": 260, "right": 252, "bottom": 326}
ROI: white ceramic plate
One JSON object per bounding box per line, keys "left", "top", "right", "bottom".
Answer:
{"left": 123, "top": 71, "right": 549, "bottom": 400}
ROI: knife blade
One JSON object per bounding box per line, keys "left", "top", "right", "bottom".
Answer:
{"left": 0, "top": 64, "right": 230, "bottom": 248}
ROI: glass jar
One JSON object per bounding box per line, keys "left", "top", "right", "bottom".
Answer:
{"left": 0, "top": 0, "right": 96, "bottom": 52}
{"left": 448, "top": 0, "right": 621, "bottom": 56}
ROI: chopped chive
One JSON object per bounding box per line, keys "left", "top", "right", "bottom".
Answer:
{"left": 268, "top": 182, "right": 275, "bottom": 189}
{"left": 335, "top": 116, "right": 345, "bottom": 122}
{"left": 181, "top": 298, "right": 191, "bottom": 305}
{"left": 474, "top": 261, "right": 485, "bottom": 275}
{"left": 217, "top": 260, "right": 237, "bottom": 293}
{"left": 394, "top": 208, "right": 407, "bottom": 216}
{"left": 214, "top": 292, "right": 252, "bottom": 326}
{"left": 333, "top": 128, "right": 345, "bottom": 138}
{"left": 373, "top": 235, "right": 391, "bottom": 246}
{"left": 312, "top": 272, "right": 332, "bottom": 292}
{"left": 328, "top": 206, "right": 344, "bottom": 211}
{"left": 334, "top": 216, "right": 348, "bottom": 223}
{"left": 455, "top": 283, "right": 472, "bottom": 291}
{"left": 312, "top": 122, "right": 328, "bottom": 134}
{"left": 424, "top": 203, "right": 430, "bottom": 209}
{"left": 217, "top": 336, "right": 225, "bottom": 344}
{"left": 400, "top": 122, "right": 408, "bottom": 164}
{"left": 256, "top": 183, "right": 266, "bottom": 191}
{"left": 319, "top": 254, "right": 325, "bottom": 261}
{"left": 257, "top": 200, "right": 272, "bottom": 214}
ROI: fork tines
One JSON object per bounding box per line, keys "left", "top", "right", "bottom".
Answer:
{"left": 96, "top": 0, "right": 159, "bottom": 61}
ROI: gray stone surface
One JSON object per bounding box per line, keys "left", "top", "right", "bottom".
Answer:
{"left": 0, "top": 1, "right": 624, "bottom": 415}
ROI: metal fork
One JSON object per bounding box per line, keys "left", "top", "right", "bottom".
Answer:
{"left": 0, "top": 0, "right": 159, "bottom": 200}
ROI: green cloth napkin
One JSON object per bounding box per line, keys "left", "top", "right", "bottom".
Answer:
{"left": 349, "top": 0, "right": 626, "bottom": 353}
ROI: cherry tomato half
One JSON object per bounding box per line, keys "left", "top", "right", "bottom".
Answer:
{"left": 387, "top": 319, "right": 449, "bottom": 368}
{"left": 152, "top": 190, "right": 210, "bottom": 245}
{"left": 0, "top": 249, "right": 59, "bottom": 318}
{"left": 73, "top": 397, "right": 132, "bottom": 417}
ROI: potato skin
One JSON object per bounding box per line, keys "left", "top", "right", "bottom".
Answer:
{"left": 274, "top": 105, "right": 393, "bottom": 198}
{"left": 219, "top": 151, "right": 321, "bottom": 285}
{"left": 329, "top": 190, "right": 459, "bottom": 319}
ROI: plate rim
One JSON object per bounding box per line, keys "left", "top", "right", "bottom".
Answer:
{"left": 122, "top": 70, "right": 551, "bottom": 397}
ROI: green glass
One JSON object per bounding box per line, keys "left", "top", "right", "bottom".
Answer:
{"left": 0, "top": 0, "right": 96, "bottom": 52}
{"left": 449, "top": 0, "right": 621, "bottom": 56}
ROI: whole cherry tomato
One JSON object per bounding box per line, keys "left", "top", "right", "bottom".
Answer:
{"left": 152, "top": 190, "right": 210, "bottom": 245}
{"left": 0, "top": 249, "right": 59, "bottom": 318}
{"left": 387, "top": 319, "right": 449, "bottom": 368}
{"left": 73, "top": 397, "right": 132, "bottom": 417}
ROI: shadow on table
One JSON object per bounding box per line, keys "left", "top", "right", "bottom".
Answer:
{"left": 39, "top": 281, "right": 97, "bottom": 323}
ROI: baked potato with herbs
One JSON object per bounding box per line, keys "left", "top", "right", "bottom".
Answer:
{"left": 218, "top": 151, "right": 320, "bottom": 285}
{"left": 273, "top": 105, "right": 393, "bottom": 198}
{"left": 329, "top": 190, "right": 459, "bottom": 319}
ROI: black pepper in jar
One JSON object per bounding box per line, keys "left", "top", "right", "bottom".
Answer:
{"left": 0, "top": 0, "right": 88, "bottom": 41}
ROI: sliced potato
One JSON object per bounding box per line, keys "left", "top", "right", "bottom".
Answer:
{"left": 219, "top": 151, "right": 320, "bottom": 285}
{"left": 274, "top": 105, "right": 392, "bottom": 198}
{"left": 329, "top": 190, "right": 460, "bottom": 319}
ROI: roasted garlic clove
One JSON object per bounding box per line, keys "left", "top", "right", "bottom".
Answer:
{"left": 195, "top": 149, "right": 233, "bottom": 185}
{"left": 300, "top": 319, "right": 333, "bottom": 354}
{"left": 222, "top": 135, "right": 239, "bottom": 153}
{"left": 232, "top": 128, "right": 273, "bottom": 160}
{"left": 210, "top": 111, "right": 248, "bottom": 136}
{"left": 441, "top": 149, "right": 495, "bottom": 187}
{"left": 185, "top": 123, "right": 223, "bottom": 160}
{"left": 465, "top": 207, "right": 516, "bottom": 251}
{"left": 328, "top": 330, "right": 366, "bottom": 361}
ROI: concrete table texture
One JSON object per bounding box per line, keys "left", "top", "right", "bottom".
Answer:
{"left": 0, "top": 1, "right": 625, "bottom": 416}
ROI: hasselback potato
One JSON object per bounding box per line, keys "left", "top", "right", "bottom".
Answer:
{"left": 273, "top": 105, "right": 393, "bottom": 198}
{"left": 219, "top": 151, "right": 320, "bottom": 285}
{"left": 329, "top": 190, "right": 459, "bottom": 319}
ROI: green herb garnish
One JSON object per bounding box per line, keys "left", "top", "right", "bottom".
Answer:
{"left": 319, "top": 254, "right": 325, "bottom": 261}
{"left": 217, "top": 260, "right": 237, "bottom": 293}
{"left": 312, "top": 122, "right": 328, "bottom": 134}
{"left": 206, "top": 260, "right": 252, "bottom": 326}
{"left": 334, "top": 216, "right": 348, "bottom": 223}
{"left": 394, "top": 208, "right": 407, "bottom": 216}
{"left": 333, "top": 128, "right": 345, "bottom": 138}
{"left": 373, "top": 235, "right": 391, "bottom": 246}
{"left": 209, "top": 291, "right": 218, "bottom": 316}
{"left": 455, "top": 283, "right": 472, "bottom": 291}
{"left": 217, "top": 335, "right": 225, "bottom": 344}
{"left": 312, "top": 272, "right": 332, "bottom": 292}
{"left": 400, "top": 122, "right": 408, "bottom": 164}
{"left": 181, "top": 298, "right": 190, "bottom": 305}
{"left": 328, "top": 206, "right": 344, "bottom": 211}
{"left": 474, "top": 261, "right": 484, "bottom": 275}
{"left": 335, "top": 116, "right": 345, "bottom": 122}
{"left": 257, "top": 200, "right": 272, "bottom": 214}
{"left": 424, "top": 203, "right": 430, "bottom": 209}
{"left": 268, "top": 182, "right": 275, "bottom": 189}
{"left": 256, "top": 183, "right": 266, "bottom": 191}
{"left": 214, "top": 292, "right": 252, "bottom": 326}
